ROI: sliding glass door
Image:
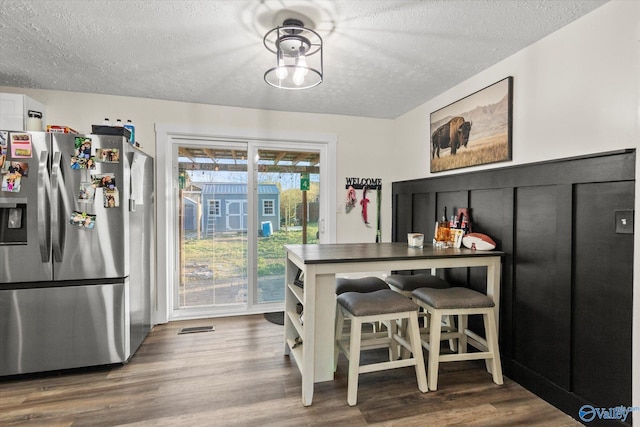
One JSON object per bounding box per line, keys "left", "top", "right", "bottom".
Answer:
{"left": 256, "top": 148, "right": 320, "bottom": 304}
{"left": 173, "top": 140, "right": 322, "bottom": 317}
{"left": 176, "top": 143, "right": 250, "bottom": 312}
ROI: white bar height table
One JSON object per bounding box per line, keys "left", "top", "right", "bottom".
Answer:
{"left": 283, "top": 242, "right": 504, "bottom": 406}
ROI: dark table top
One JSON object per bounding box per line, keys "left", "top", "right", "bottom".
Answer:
{"left": 284, "top": 242, "right": 504, "bottom": 265}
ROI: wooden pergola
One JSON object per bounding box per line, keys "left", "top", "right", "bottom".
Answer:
{"left": 178, "top": 147, "right": 320, "bottom": 173}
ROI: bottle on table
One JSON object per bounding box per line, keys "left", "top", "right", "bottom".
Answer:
{"left": 436, "top": 207, "right": 450, "bottom": 247}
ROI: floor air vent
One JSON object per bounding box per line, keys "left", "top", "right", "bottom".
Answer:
{"left": 178, "top": 325, "right": 215, "bottom": 335}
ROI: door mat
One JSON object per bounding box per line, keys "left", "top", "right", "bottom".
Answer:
{"left": 264, "top": 312, "right": 284, "bottom": 325}
{"left": 178, "top": 325, "right": 215, "bottom": 335}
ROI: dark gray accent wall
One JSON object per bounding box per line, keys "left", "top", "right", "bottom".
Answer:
{"left": 392, "top": 150, "right": 634, "bottom": 427}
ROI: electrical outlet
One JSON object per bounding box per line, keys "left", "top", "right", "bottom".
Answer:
{"left": 615, "top": 209, "right": 634, "bottom": 234}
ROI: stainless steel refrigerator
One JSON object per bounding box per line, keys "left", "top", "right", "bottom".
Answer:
{"left": 0, "top": 131, "right": 154, "bottom": 376}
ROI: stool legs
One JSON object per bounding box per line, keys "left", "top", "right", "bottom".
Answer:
{"left": 334, "top": 303, "right": 345, "bottom": 372}
{"left": 347, "top": 316, "right": 363, "bottom": 406}
{"left": 337, "top": 309, "right": 428, "bottom": 406}
{"left": 423, "top": 310, "right": 458, "bottom": 352}
{"left": 457, "top": 314, "right": 467, "bottom": 353}
{"left": 422, "top": 306, "right": 502, "bottom": 391}
{"left": 427, "top": 310, "right": 443, "bottom": 391}
{"left": 408, "top": 313, "right": 429, "bottom": 394}
{"left": 484, "top": 309, "right": 503, "bottom": 385}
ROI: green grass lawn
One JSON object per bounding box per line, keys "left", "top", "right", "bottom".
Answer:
{"left": 182, "top": 223, "right": 319, "bottom": 278}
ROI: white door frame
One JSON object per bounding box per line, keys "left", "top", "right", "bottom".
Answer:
{"left": 154, "top": 124, "right": 337, "bottom": 324}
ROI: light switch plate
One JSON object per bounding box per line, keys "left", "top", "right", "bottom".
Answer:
{"left": 615, "top": 209, "right": 634, "bottom": 234}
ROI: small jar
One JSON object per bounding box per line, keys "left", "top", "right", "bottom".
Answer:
{"left": 26, "top": 110, "right": 43, "bottom": 131}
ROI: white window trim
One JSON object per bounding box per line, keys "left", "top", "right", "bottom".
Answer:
{"left": 208, "top": 199, "right": 221, "bottom": 217}
{"left": 262, "top": 198, "right": 275, "bottom": 216}
{"left": 154, "top": 123, "right": 337, "bottom": 325}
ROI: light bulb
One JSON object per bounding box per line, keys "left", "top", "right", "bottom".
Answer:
{"left": 276, "top": 66, "right": 288, "bottom": 80}
{"left": 275, "top": 52, "right": 288, "bottom": 79}
{"left": 292, "top": 46, "right": 307, "bottom": 86}
{"left": 297, "top": 54, "right": 309, "bottom": 76}
{"left": 293, "top": 69, "right": 305, "bottom": 86}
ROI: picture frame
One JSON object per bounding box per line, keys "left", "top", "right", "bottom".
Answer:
{"left": 293, "top": 269, "right": 304, "bottom": 289}
{"left": 430, "top": 76, "right": 513, "bottom": 173}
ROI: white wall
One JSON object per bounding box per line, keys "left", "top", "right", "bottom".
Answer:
{"left": 392, "top": 1, "right": 638, "bottom": 181}
{"left": 0, "top": 86, "right": 396, "bottom": 243}
{"left": 392, "top": 0, "right": 639, "bottom": 421}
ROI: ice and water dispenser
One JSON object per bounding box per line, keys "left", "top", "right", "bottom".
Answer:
{"left": 0, "top": 198, "right": 27, "bottom": 244}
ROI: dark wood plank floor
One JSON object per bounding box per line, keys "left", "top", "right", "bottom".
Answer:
{"left": 0, "top": 315, "right": 582, "bottom": 426}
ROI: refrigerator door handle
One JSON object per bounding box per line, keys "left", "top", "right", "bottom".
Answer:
{"left": 51, "top": 151, "right": 64, "bottom": 262}
{"left": 38, "top": 149, "right": 51, "bottom": 262}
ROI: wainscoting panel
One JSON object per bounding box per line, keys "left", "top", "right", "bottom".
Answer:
{"left": 572, "top": 181, "right": 634, "bottom": 409}
{"left": 392, "top": 150, "right": 635, "bottom": 426}
{"left": 513, "top": 184, "right": 571, "bottom": 390}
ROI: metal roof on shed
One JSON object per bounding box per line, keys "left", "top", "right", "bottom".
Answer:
{"left": 201, "top": 183, "right": 279, "bottom": 195}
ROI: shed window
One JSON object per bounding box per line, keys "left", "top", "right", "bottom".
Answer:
{"left": 208, "top": 200, "right": 221, "bottom": 216}
{"left": 263, "top": 199, "right": 275, "bottom": 216}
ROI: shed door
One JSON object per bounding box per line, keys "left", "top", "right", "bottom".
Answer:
{"left": 226, "top": 200, "right": 247, "bottom": 231}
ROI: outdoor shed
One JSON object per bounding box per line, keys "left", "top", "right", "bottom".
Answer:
{"left": 199, "top": 183, "right": 280, "bottom": 236}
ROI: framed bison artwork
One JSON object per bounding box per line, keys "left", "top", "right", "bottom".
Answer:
{"left": 430, "top": 76, "right": 513, "bottom": 172}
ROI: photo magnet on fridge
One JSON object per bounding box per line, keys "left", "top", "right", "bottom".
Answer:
{"left": 104, "top": 188, "right": 119, "bottom": 208}
{"left": 96, "top": 148, "right": 120, "bottom": 163}
{"left": 10, "top": 133, "right": 32, "bottom": 158}
{"left": 1, "top": 173, "right": 21, "bottom": 192}
{"left": 70, "top": 155, "right": 96, "bottom": 170}
{"left": 74, "top": 137, "right": 92, "bottom": 160}
{"left": 78, "top": 182, "right": 96, "bottom": 202}
{"left": 0, "top": 131, "right": 7, "bottom": 172}
{"left": 91, "top": 173, "right": 116, "bottom": 190}
{"left": 8, "top": 162, "right": 28, "bottom": 177}
{"left": 70, "top": 156, "right": 85, "bottom": 170}
{"left": 69, "top": 210, "right": 96, "bottom": 229}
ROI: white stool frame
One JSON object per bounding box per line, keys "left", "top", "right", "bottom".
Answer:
{"left": 388, "top": 284, "right": 458, "bottom": 353}
{"left": 335, "top": 306, "right": 428, "bottom": 406}
{"left": 415, "top": 301, "right": 503, "bottom": 391}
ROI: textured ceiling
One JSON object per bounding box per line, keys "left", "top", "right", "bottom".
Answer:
{"left": 0, "top": 0, "right": 607, "bottom": 119}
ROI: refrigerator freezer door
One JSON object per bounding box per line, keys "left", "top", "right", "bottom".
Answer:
{"left": 51, "top": 134, "right": 128, "bottom": 281}
{"left": 0, "top": 282, "right": 128, "bottom": 375}
{"left": 0, "top": 131, "right": 52, "bottom": 283}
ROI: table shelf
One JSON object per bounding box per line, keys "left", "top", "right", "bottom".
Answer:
{"left": 286, "top": 310, "right": 304, "bottom": 337}
{"left": 287, "top": 283, "right": 304, "bottom": 304}
{"left": 286, "top": 337, "right": 303, "bottom": 372}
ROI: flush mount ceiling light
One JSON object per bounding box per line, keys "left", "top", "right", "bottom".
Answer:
{"left": 263, "top": 17, "right": 323, "bottom": 90}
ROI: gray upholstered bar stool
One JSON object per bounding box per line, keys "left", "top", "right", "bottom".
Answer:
{"left": 412, "top": 287, "right": 503, "bottom": 391}
{"left": 334, "top": 277, "right": 390, "bottom": 367}
{"left": 386, "top": 273, "right": 457, "bottom": 351}
{"left": 386, "top": 273, "right": 451, "bottom": 296}
{"left": 336, "top": 276, "right": 389, "bottom": 295}
{"left": 335, "top": 289, "right": 428, "bottom": 406}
